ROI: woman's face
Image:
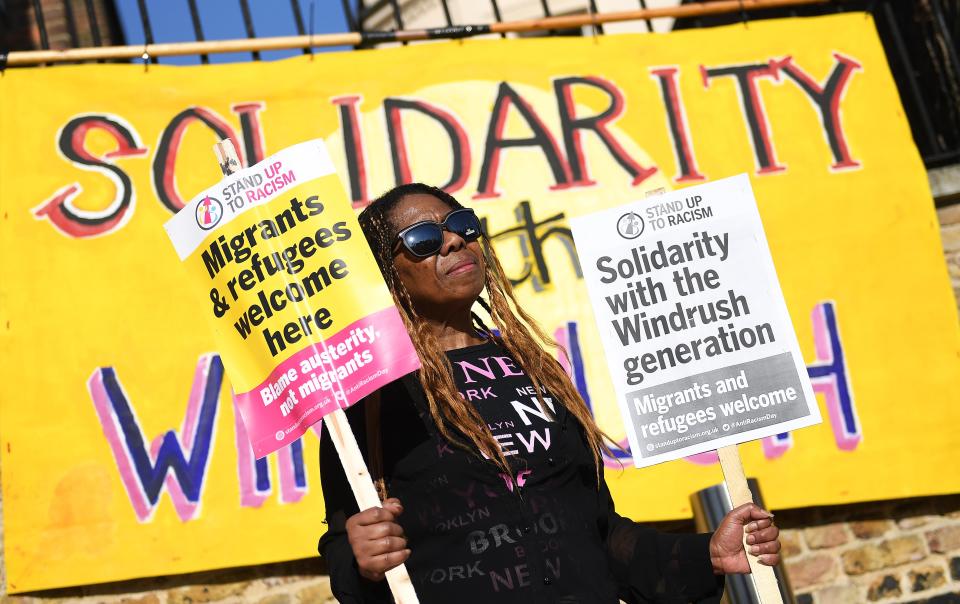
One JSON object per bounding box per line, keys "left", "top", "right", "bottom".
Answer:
{"left": 389, "top": 193, "right": 486, "bottom": 315}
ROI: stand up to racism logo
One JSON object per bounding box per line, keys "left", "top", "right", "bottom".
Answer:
{"left": 195, "top": 196, "right": 223, "bottom": 230}
{"left": 617, "top": 212, "right": 645, "bottom": 239}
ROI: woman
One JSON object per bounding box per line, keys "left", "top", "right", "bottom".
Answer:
{"left": 319, "top": 183, "right": 780, "bottom": 603}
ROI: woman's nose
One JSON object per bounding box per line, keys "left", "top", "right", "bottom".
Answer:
{"left": 439, "top": 229, "right": 465, "bottom": 256}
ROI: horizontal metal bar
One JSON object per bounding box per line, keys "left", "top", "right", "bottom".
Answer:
{"left": 7, "top": 0, "right": 830, "bottom": 66}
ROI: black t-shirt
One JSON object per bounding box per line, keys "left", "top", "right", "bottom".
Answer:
{"left": 319, "top": 340, "right": 723, "bottom": 603}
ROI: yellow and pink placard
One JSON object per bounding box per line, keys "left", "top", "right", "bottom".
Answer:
{"left": 163, "top": 140, "right": 418, "bottom": 457}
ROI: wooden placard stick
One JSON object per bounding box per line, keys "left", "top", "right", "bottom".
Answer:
{"left": 323, "top": 410, "right": 419, "bottom": 603}
{"left": 717, "top": 445, "right": 783, "bottom": 604}
{"left": 213, "top": 139, "right": 420, "bottom": 604}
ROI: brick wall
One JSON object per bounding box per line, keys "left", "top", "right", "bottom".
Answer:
{"left": 778, "top": 495, "right": 960, "bottom": 603}
{"left": 2, "top": 0, "right": 121, "bottom": 52}
{"left": 939, "top": 204, "right": 960, "bottom": 315}
{"left": 0, "top": 205, "right": 957, "bottom": 602}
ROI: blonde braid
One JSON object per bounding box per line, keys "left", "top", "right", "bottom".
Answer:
{"left": 481, "top": 241, "right": 619, "bottom": 483}
{"left": 359, "top": 183, "right": 616, "bottom": 486}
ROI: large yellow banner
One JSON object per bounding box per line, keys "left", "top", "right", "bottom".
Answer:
{"left": 1, "top": 13, "right": 958, "bottom": 592}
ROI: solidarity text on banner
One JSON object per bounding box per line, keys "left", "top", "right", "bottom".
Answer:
{"left": 1, "top": 13, "right": 958, "bottom": 592}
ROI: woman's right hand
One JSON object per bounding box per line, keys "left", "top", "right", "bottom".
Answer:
{"left": 345, "top": 497, "right": 411, "bottom": 582}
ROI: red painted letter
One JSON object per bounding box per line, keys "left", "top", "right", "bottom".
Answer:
{"left": 475, "top": 82, "right": 571, "bottom": 199}
{"left": 384, "top": 98, "right": 471, "bottom": 194}
{"left": 773, "top": 54, "right": 863, "bottom": 170}
{"left": 332, "top": 95, "right": 369, "bottom": 208}
{"left": 33, "top": 114, "right": 147, "bottom": 238}
{"left": 152, "top": 107, "right": 244, "bottom": 212}
{"left": 553, "top": 75, "right": 658, "bottom": 188}
{"left": 650, "top": 67, "right": 705, "bottom": 182}
{"left": 701, "top": 62, "right": 785, "bottom": 174}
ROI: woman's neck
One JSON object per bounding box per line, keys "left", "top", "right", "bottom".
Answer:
{"left": 418, "top": 308, "right": 486, "bottom": 351}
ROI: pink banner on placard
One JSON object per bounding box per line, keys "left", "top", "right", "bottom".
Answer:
{"left": 234, "top": 306, "right": 420, "bottom": 458}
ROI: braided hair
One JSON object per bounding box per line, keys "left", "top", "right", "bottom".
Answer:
{"left": 358, "top": 183, "right": 613, "bottom": 481}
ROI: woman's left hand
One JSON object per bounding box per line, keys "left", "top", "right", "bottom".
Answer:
{"left": 709, "top": 503, "right": 781, "bottom": 574}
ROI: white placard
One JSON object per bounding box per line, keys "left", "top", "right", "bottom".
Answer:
{"left": 570, "top": 174, "right": 821, "bottom": 468}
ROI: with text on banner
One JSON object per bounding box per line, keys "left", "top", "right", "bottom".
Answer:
{"left": 570, "top": 174, "right": 821, "bottom": 468}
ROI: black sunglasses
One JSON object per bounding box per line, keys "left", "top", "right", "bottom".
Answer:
{"left": 393, "top": 208, "right": 483, "bottom": 258}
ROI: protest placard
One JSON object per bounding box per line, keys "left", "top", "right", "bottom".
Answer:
{"left": 570, "top": 174, "right": 821, "bottom": 468}
{"left": 164, "top": 139, "right": 421, "bottom": 603}
{"left": 164, "top": 139, "right": 421, "bottom": 458}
